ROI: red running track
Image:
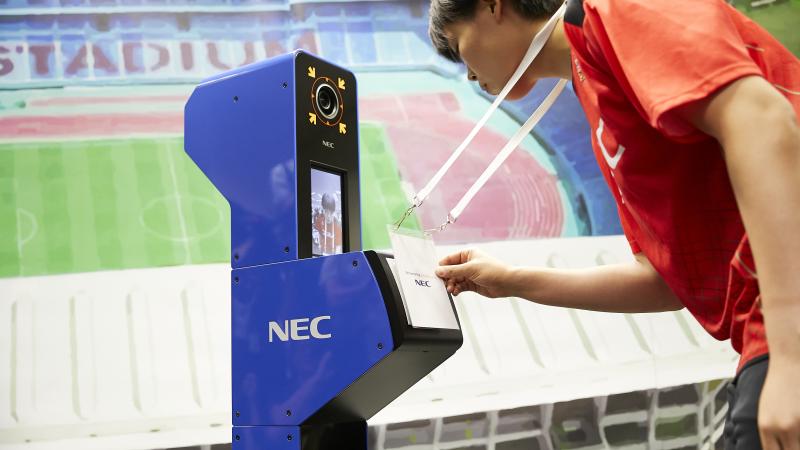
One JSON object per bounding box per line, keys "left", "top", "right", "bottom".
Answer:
{"left": 360, "top": 92, "right": 564, "bottom": 243}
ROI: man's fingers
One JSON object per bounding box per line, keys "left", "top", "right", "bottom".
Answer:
{"left": 760, "top": 429, "right": 783, "bottom": 450}
{"left": 439, "top": 253, "right": 460, "bottom": 266}
{"left": 446, "top": 281, "right": 462, "bottom": 294}
{"left": 778, "top": 426, "right": 800, "bottom": 450}
{"left": 451, "top": 280, "right": 475, "bottom": 296}
{"left": 439, "top": 249, "right": 473, "bottom": 266}
{"left": 779, "top": 433, "right": 800, "bottom": 450}
{"left": 435, "top": 263, "right": 473, "bottom": 280}
{"left": 439, "top": 251, "right": 466, "bottom": 266}
{"left": 760, "top": 415, "right": 800, "bottom": 450}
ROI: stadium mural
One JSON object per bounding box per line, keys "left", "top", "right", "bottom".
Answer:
{"left": 0, "top": 0, "right": 621, "bottom": 280}
{"left": 1, "top": 1, "right": 797, "bottom": 449}
{"left": 1, "top": 0, "right": 798, "bottom": 279}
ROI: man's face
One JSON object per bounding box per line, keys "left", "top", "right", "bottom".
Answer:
{"left": 444, "top": 1, "right": 541, "bottom": 100}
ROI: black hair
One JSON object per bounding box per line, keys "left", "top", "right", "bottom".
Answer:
{"left": 428, "top": 0, "right": 562, "bottom": 62}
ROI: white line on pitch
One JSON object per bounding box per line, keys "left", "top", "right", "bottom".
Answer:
{"left": 165, "top": 144, "right": 192, "bottom": 264}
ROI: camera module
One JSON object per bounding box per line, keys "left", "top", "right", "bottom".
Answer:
{"left": 315, "top": 83, "right": 340, "bottom": 120}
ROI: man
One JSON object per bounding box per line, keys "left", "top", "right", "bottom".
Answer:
{"left": 428, "top": 0, "right": 800, "bottom": 448}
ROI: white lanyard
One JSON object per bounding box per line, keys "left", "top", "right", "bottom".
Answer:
{"left": 446, "top": 78, "right": 567, "bottom": 227}
{"left": 395, "top": 2, "right": 567, "bottom": 233}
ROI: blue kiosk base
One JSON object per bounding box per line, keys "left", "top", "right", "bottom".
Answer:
{"left": 183, "top": 51, "right": 463, "bottom": 450}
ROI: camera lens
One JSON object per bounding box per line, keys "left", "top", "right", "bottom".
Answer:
{"left": 319, "top": 92, "right": 331, "bottom": 110}
{"left": 315, "top": 83, "right": 339, "bottom": 120}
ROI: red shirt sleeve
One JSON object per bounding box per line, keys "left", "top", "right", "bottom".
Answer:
{"left": 582, "top": 0, "right": 764, "bottom": 139}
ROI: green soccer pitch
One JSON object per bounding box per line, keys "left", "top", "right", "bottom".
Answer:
{"left": 738, "top": 0, "right": 800, "bottom": 56}
{"left": 0, "top": 124, "right": 417, "bottom": 278}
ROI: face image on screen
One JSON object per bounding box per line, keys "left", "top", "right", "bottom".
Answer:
{"left": 311, "top": 168, "right": 344, "bottom": 257}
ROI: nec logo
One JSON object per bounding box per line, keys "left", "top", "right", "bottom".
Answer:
{"left": 268, "top": 316, "right": 332, "bottom": 342}
{"left": 414, "top": 279, "right": 432, "bottom": 287}
{"left": 322, "top": 140, "right": 335, "bottom": 149}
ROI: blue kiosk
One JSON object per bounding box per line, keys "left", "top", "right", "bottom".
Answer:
{"left": 184, "top": 50, "right": 463, "bottom": 450}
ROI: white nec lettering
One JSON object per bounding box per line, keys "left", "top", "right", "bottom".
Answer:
{"left": 268, "top": 316, "right": 332, "bottom": 342}
{"left": 596, "top": 118, "right": 626, "bottom": 170}
{"left": 322, "top": 140, "right": 335, "bottom": 149}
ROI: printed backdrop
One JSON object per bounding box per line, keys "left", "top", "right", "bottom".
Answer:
{"left": 0, "top": 1, "right": 797, "bottom": 449}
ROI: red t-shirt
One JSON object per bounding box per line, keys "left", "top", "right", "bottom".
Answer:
{"left": 563, "top": 0, "right": 800, "bottom": 371}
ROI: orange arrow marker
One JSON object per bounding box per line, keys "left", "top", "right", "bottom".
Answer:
{"left": 308, "top": 66, "right": 316, "bottom": 78}
{"left": 339, "top": 123, "right": 347, "bottom": 135}
{"left": 308, "top": 113, "right": 317, "bottom": 125}
{"left": 338, "top": 78, "right": 346, "bottom": 90}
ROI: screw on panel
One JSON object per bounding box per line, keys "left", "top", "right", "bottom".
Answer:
{"left": 377, "top": 343, "right": 383, "bottom": 350}
{"left": 287, "top": 434, "right": 293, "bottom": 441}
{"left": 352, "top": 260, "right": 358, "bottom": 267}
{"left": 234, "top": 253, "right": 240, "bottom": 261}
{"left": 235, "top": 435, "right": 240, "bottom": 441}
{"left": 282, "top": 82, "right": 288, "bottom": 88}
{"left": 233, "top": 96, "right": 239, "bottom": 102}
{"left": 234, "top": 277, "right": 239, "bottom": 284}
{"left": 286, "top": 409, "right": 292, "bottom": 416}
{"left": 284, "top": 246, "right": 290, "bottom": 253}
{"left": 235, "top": 411, "right": 240, "bottom": 417}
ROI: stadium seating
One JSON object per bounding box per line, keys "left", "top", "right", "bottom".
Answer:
{"left": 0, "top": 2, "right": 440, "bottom": 77}
{"left": 0, "top": 17, "right": 27, "bottom": 35}
{"left": 347, "top": 22, "right": 378, "bottom": 65}
{"left": 500, "top": 81, "right": 623, "bottom": 236}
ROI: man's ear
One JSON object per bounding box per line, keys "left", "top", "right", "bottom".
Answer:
{"left": 483, "top": 0, "right": 502, "bottom": 20}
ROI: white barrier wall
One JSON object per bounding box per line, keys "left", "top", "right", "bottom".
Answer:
{"left": 0, "top": 236, "right": 738, "bottom": 449}
{"left": 0, "top": 263, "right": 231, "bottom": 449}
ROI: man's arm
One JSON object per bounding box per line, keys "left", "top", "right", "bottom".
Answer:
{"left": 436, "top": 249, "right": 683, "bottom": 313}
{"left": 679, "top": 75, "right": 800, "bottom": 450}
{"left": 507, "top": 253, "right": 683, "bottom": 313}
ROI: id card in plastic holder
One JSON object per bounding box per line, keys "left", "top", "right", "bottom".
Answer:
{"left": 387, "top": 226, "right": 460, "bottom": 330}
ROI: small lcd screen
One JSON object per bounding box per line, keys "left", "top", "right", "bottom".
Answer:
{"left": 311, "top": 167, "right": 344, "bottom": 257}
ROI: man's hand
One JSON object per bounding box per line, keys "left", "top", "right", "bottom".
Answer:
{"left": 435, "top": 248, "right": 514, "bottom": 298}
{"left": 759, "top": 360, "right": 800, "bottom": 450}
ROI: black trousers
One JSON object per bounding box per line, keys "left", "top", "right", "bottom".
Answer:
{"left": 724, "top": 354, "right": 769, "bottom": 450}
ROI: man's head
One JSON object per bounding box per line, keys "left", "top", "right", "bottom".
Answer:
{"left": 429, "top": 0, "right": 562, "bottom": 99}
